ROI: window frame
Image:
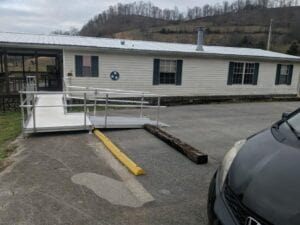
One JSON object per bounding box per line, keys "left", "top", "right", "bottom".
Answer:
{"left": 231, "top": 61, "right": 256, "bottom": 85}
{"left": 75, "top": 55, "right": 99, "bottom": 78}
{"left": 158, "top": 59, "right": 177, "bottom": 85}
{"left": 278, "top": 64, "right": 290, "bottom": 85}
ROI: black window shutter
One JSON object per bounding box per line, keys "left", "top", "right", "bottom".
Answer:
{"left": 153, "top": 59, "right": 160, "bottom": 85}
{"left": 91, "top": 56, "right": 99, "bottom": 77}
{"left": 176, "top": 60, "right": 183, "bottom": 85}
{"left": 275, "top": 64, "right": 281, "bottom": 85}
{"left": 227, "top": 62, "right": 234, "bottom": 85}
{"left": 253, "top": 63, "right": 260, "bottom": 85}
{"left": 287, "top": 65, "right": 293, "bottom": 85}
{"left": 75, "top": 55, "right": 83, "bottom": 77}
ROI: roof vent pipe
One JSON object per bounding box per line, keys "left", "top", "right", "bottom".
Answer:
{"left": 196, "top": 28, "right": 205, "bottom": 51}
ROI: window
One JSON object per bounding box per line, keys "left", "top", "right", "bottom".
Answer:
{"left": 280, "top": 65, "right": 289, "bottom": 84}
{"left": 37, "top": 56, "right": 56, "bottom": 73}
{"left": 75, "top": 55, "right": 99, "bottom": 77}
{"left": 232, "top": 62, "right": 244, "bottom": 84}
{"left": 244, "top": 63, "right": 256, "bottom": 84}
{"left": 275, "top": 64, "right": 294, "bottom": 85}
{"left": 159, "top": 60, "right": 177, "bottom": 84}
{"left": 24, "top": 56, "right": 36, "bottom": 72}
{"left": 153, "top": 59, "right": 183, "bottom": 85}
{"left": 228, "top": 62, "right": 259, "bottom": 85}
{"left": 7, "top": 55, "right": 23, "bottom": 73}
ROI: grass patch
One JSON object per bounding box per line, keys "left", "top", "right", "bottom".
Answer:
{"left": 0, "top": 112, "right": 21, "bottom": 160}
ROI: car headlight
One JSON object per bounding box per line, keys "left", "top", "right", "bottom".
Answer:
{"left": 219, "top": 140, "right": 246, "bottom": 189}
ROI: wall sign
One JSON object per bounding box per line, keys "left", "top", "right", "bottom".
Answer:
{"left": 110, "top": 71, "right": 120, "bottom": 81}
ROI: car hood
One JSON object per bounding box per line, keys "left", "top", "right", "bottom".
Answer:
{"left": 228, "top": 129, "right": 300, "bottom": 225}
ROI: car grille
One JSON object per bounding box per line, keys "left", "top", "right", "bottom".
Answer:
{"left": 223, "top": 183, "right": 273, "bottom": 225}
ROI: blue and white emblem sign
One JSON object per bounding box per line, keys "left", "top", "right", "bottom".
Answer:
{"left": 110, "top": 71, "right": 120, "bottom": 81}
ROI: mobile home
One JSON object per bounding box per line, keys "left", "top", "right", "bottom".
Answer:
{"left": 0, "top": 31, "right": 299, "bottom": 100}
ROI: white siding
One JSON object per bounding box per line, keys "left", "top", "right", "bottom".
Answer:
{"left": 63, "top": 49, "right": 300, "bottom": 96}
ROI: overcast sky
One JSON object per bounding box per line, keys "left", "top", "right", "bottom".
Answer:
{"left": 0, "top": 0, "right": 222, "bottom": 34}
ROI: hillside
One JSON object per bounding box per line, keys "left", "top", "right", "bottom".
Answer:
{"left": 113, "top": 7, "right": 300, "bottom": 53}
{"left": 79, "top": 6, "right": 300, "bottom": 54}
{"left": 80, "top": 15, "right": 172, "bottom": 37}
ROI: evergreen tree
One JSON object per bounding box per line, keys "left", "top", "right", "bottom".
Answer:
{"left": 286, "top": 42, "right": 299, "bottom": 55}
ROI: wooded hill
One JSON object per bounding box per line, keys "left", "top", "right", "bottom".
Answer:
{"left": 112, "top": 7, "right": 300, "bottom": 54}
{"left": 69, "top": 1, "right": 300, "bottom": 55}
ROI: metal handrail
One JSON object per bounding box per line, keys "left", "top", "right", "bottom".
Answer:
{"left": 65, "top": 95, "right": 150, "bottom": 104}
{"left": 20, "top": 83, "right": 164, "bottom": 134}
{"left": 67, "top": 84, "right": 153, "bottom": 94}
{"left": 19, "top": 90, "right": 159, "bottom": 96}
{"left": 20, "top": 104, "right": 165, "bottom": 108}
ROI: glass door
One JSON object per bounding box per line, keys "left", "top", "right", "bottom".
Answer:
{"left": 36, "top": 56, "right": 59, "bottom": 90}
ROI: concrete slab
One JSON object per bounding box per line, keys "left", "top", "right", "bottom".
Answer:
{"left": 0, "top": 133, "right": 154, "bottom": 225}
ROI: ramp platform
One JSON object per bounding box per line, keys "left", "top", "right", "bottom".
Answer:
{"left": 21, "top": 88, "right": 166, "bottom": 134}
{"left": 24, "top": 94, "right": 92, "bottom": 133}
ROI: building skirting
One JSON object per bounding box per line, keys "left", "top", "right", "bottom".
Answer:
{"left": 1, "top": 93, "right": 299, "bottom": 112}
{"left": 156, "top": 94, "right": 300, "bottom": 106}
{"left": 0, "top": 94, "right": 20, "bottom": 112}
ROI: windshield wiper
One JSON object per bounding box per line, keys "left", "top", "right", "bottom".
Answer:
{"left": 284, "top": 120, "right": 300, "bottom": 139}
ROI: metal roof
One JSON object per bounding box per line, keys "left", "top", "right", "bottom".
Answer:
{"left": 0, "top": 31, "right": 299, "bottom": 61}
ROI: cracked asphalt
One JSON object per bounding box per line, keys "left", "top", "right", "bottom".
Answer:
{"left": 0, "top": 101, "right": 299, "bottom": 225}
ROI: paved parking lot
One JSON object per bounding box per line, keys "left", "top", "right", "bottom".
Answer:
{"left": 0, "top": 101, "right": 299, "bottom": 225}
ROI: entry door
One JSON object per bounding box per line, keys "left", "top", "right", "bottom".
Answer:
{"left": 36, "top": 56, "right": 61, "bottom": 91}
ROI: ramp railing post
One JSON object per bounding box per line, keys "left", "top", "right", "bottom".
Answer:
{"left": 105, "top": 93, "right": 108, "bottom": 128}
{"left": 84, "top": 92, "right": 87, "bottom": 129}
{"left": 32, "top": 93, "right": 36, "bottom": 132}
{"left": 94, "top": 90, "right": 97, "bottom": 116}
{"left": 62, "top": 80, "right": 67, "bottom": 114}
{"left": 140, "top": 93, "right": 144, "bottom": 118}
{"left": 26, "top": 91, "right": 30, "bottom": 117}
{"left": 156, "top": 96, "right": 160, "bottom": 128}
{"left": 20, "top": 92, "right": 25, "bottom": 135}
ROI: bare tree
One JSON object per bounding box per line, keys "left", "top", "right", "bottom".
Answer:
{"left": 75, "top": 0, "right": 300, "bottom": 37}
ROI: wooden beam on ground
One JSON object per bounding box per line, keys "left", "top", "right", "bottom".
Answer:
{"left": 144, "top": 124, "right": 208, "bottom": 164}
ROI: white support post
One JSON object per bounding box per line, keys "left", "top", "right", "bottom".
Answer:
{"left": 140, "top": 93, "right": 144, "bottom": 118}
{"left": 105, "top": 94, "right": 108, "bottom": 128}
{"left": 20, "top": 92, "right": 25, "bottom": 136}
{"left": 84, "top": 93, "right": 87, "bottom": 129}
{"left": 94, "top": 90, "right": 97, "bottom": 116}
{"left": 32, "top": 93, "right": 36, "bottom": 132}
{"left": 156, "top": 96, "right": 161, "bottom": 128}
{"left": 26, "top": 92, "right": 30, "bottom": 117}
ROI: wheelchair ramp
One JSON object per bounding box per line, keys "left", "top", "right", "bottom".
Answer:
{"left": 21, "top": 86, "right": 166, "bottom": 134}
{"left": 24, "top": 94, "right": 92, "bottom": 133}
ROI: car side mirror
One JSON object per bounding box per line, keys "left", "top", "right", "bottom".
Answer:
{"left": 282, "top": 112, "right": 291, "bottom": 120}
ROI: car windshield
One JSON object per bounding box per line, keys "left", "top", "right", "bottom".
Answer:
{"left": 286, "top": 112, "right": 300, "bottom": 134}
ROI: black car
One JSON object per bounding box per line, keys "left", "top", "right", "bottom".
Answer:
{"left": 207, "top": 109, "right": 300, "bottom": 225}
